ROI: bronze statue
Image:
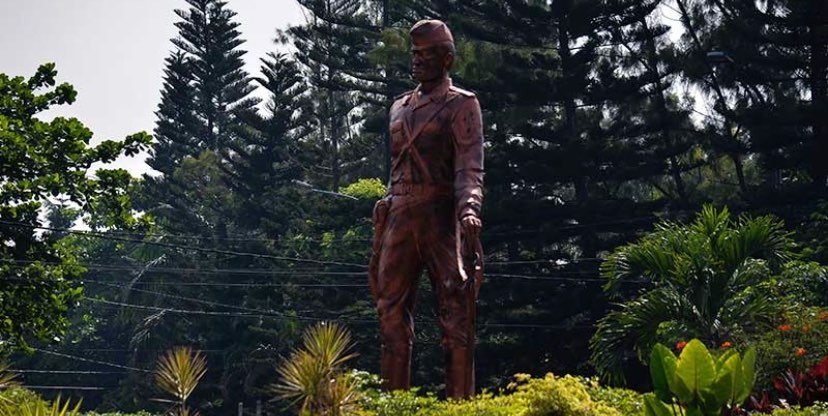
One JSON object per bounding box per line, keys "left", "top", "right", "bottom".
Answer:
{"left": 368, "top": 19, "right": 485, "bottom": 399}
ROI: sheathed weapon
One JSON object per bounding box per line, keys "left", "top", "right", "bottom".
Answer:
{"left": 368, "top": 196, "right": 391, "bottom": 301}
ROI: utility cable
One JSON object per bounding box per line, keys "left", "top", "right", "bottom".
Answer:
{"left": 32, "top": 348, "right": 150, "bottom": 373}
{"left": 0, "top": 220, "right": 366, "bottom": 269}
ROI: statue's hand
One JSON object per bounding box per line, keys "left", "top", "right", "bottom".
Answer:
{"left": 461, "top": 214, "right": 482, "bottom": 242}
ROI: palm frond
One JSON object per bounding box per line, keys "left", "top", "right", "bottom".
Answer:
{"left": 590, "top": 287, "right": 694, "bottom": 384}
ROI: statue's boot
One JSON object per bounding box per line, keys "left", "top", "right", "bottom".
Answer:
{"left": 445, "top": 345, "right": 475, "bottom": 399}
{"left": 381, "top": 342, "right": 412, "bottom": 391}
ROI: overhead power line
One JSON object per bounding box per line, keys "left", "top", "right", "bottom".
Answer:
{"left": 87, "top": 298, "right": 595, "bottom": 330}
{"left": 0, "top": 220, "right": 366, "bottom": 269}
{"left": 6, "top": 258, "right": 603, "bottom": 275}
{"left": 11, "top": 369, "right": 127, "bottom": 375}
{"left": 24, "top": 385, "right": 109, "bottom": 391}
{"left": 33, "top": 348, "right": 150, "bottom": 373}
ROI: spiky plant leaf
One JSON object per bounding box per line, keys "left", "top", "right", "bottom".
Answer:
{"left": 0, "top": 395, "right": 81, "bottom": 416}
{"left": 270, "top": 322, "right": 357, "bottom": 415}
{"left": 154, "top": 347, "right": 207, "bottom": 404}
{"left": 0, "top": 362, "right": 20, "bottom": 389}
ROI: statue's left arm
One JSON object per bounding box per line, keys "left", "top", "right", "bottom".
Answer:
{"left": 451, "top": 95, "right": 484, "bottom": 233}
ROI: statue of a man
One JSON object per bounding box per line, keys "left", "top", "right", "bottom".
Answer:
{"left": 368, "top": 19, "right": 484, "bottom": 399}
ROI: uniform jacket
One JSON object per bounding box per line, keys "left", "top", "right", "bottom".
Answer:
{"left": 388, "top": 77, "right": 484, "bottom": 220}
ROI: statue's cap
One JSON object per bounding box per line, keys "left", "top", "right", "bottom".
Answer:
{"left": 410, "top": 19, "right": 454, "bottom": 51}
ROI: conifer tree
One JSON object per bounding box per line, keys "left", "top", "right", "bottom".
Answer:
{"left": 223, "top": 52, "right": 312, "bottom": 236}
{"left": 673, "top": 0, "right": 828, "bottom": 194}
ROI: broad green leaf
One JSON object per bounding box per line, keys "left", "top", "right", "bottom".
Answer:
{"left": 711, "top": 354, "right": 740, "bottom": 406}
{"left": 737, "top": 346, "right": 757, "bottom": 403}
{"left": 650, "top": 343, "right": 675, "bottom": 403}
{"left": 643, "top": 393, "right": 675, "bottom": 416}
{"left": 675, "top": 339, "right": 716, "bottom": 397}
{"left": 663, "top": 351, "right": 684, "bottom": 401}
{"left": 699, "top": 387, "right": 724, "bottom": 416}
{"left": 715, "top": 349, "right": 737, "bottom": 372}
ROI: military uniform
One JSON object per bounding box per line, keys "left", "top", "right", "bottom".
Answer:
{"left": 368, "top": 73, "right": 485, "bottom": 399}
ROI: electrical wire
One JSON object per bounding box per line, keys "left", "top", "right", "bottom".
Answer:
{"left": 32, "top": 348, "right": 150, "bottom": 373}
{"left": 5, "top": 258, "right": 604, "bottom": 275}
{"left": 10, "top": 369, "right": 127, "bottom": 375}
{"left": 0, "top": 220, "right": 366, "bottom": 269}
{"left": 86, "top": 297, "right": 596, "bottom": 330}
{"left": 88, "top": 280, "right": 313, "bottom": 316}
{"left": 23, "top": 385, "right": 109, "bottom": 391}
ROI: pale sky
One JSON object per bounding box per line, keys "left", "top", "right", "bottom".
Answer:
{"left": 0, "top": 0, "right": 305, "bottom": 175}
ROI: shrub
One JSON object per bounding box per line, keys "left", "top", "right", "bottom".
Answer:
{"left": 154, "top": 346, "right": 207, "bottom": 416}
{"left": 82, "top": 413, "right": 160, "bottom": 416}
{"left": 579, "top": 377, "right": 644, "bottom": 415}
{"left": 767, "top": 402, "right": 828, "bottom": 415}
{"left": 644, "top": 339, "right": 756, "bottom": 416}
{"left": 750, "top": 307, "right": 828, "bottom": 390}
{"left": 356, "top": 373, "right": 625, "bottom": 416}
{"left": 271, "top": 322, "right": 359, "bottom": 416}
{"left": 0, "top": 394, "right": 82, "bottom": 416}
{"left": 356, "top": 387, "right": 440, "bottom": 416}
{"left": 591, "top": 205, "right": 795, "bottom": 383}
{"left": 340, "top": 178, "right": 387, "bottom": 200}
{"left": 0, "top": 386, "right": 46, "bottom": 408}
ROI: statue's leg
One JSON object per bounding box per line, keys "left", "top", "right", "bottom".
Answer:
{"left": 422, "top": 200, "right": 476, "bottom": 399}
{"left": 376, "top": 208, "right": 422, "bottom": 391}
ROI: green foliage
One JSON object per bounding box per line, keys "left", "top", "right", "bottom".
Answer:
{"left": 591, "top": 205, "right": 795, "bottom": 383}
{"left": 357, "top": 373, "right": 627, "bottom": 416}
{"left": 340, "top": 178, "right": 386, "bottom": 200}
{"left": 154, "top": 347, "right": 207, "bottom": 416}
{"left": 749, "top": 307, "right": 828, "bottom": 390}
{"left": 0, "top": 362, "right": 19, "bottom": 390}
{"left": 0, "top": 393, "right": 81, "bottom": 416}
{"left": 0, "top": 386, "right": 45, "bottom": 408}
{"left": 271, "top": 322, "right": 359, "bottom": 416}
{"left": 81, "top": 413, "right": 160, "bottom": 416}
{"left": 645, "top": 339, "right": 756, "bottom": 416}
{"left": 579, "top": 377, "right": 645, "bottom": 415}
{"left": 0, "top": 63, "right": 150, "bottom": 353}
{"left": 767, "top": 402, "right": 828, "bottom": 415}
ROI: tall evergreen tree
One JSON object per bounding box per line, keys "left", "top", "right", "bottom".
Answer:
{"left": 147, "top": 51, "right": 199, "bottom": 175}
{"left": 288, "top": 0, "right": 417, "bottom": 189}
{"left": 673, "top": 0, "right": 828, "bottom": 196}
{"left": 223, "top": 52, "right": 312, "bottom": 237}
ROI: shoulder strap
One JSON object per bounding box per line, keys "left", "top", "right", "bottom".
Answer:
{"left": 449, "top": 85, "right": 476, "bottom": 98}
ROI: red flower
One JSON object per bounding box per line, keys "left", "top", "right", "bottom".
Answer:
{"left": 818, "top": 311, "right": 828, "bottom": 321}
{"left": 720, "top": 341, "right": 733, "bottom": 349}
{"left": 779, "top": 324, "right": 793, "bottom": 332}
{"left": 795, "top": 347, "right": 807, "bottom": 357}
{"left": 676, "top": 340, "right": 687, "bottom": 351}
{"left": 809, "top": 356, "right": 828, "bottom": 378}
{"left": 802, "top": 324, "right": 812, "bottom": 333}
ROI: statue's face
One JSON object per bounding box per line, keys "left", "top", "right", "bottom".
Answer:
{"left": 411, "top": 46, "right": 451, "bottom": 83}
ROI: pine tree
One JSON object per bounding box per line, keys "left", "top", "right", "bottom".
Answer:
{"left": 673, "top": 0, "right": 828, "bottom": 194}
{"left": 223, "top": 52, "right": 312, "bottom": 236}
{"left": 288, "top": 0, "right": 416, "bottom": 189}
{"left": 171, "top": 0, "right": 259, "bottom": 151}
{"left": 147, "top": 51, "right": 199, "bottom": 175}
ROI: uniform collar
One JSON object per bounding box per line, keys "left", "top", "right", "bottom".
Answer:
{"left": 407, "top": 77, "right": 452, "bottom": 110}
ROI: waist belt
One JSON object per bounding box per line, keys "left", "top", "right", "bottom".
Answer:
{"left": 391, "top": 183, "right": 452, "bottom": 197}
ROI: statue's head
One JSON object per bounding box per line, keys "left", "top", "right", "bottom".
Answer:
{"left": 409, "top": 19, "right": 455, "bottom": 83}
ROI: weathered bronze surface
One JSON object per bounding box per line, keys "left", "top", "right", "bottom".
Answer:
{"left": 367, "top": 19, "right": 485, "bottom": 400}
